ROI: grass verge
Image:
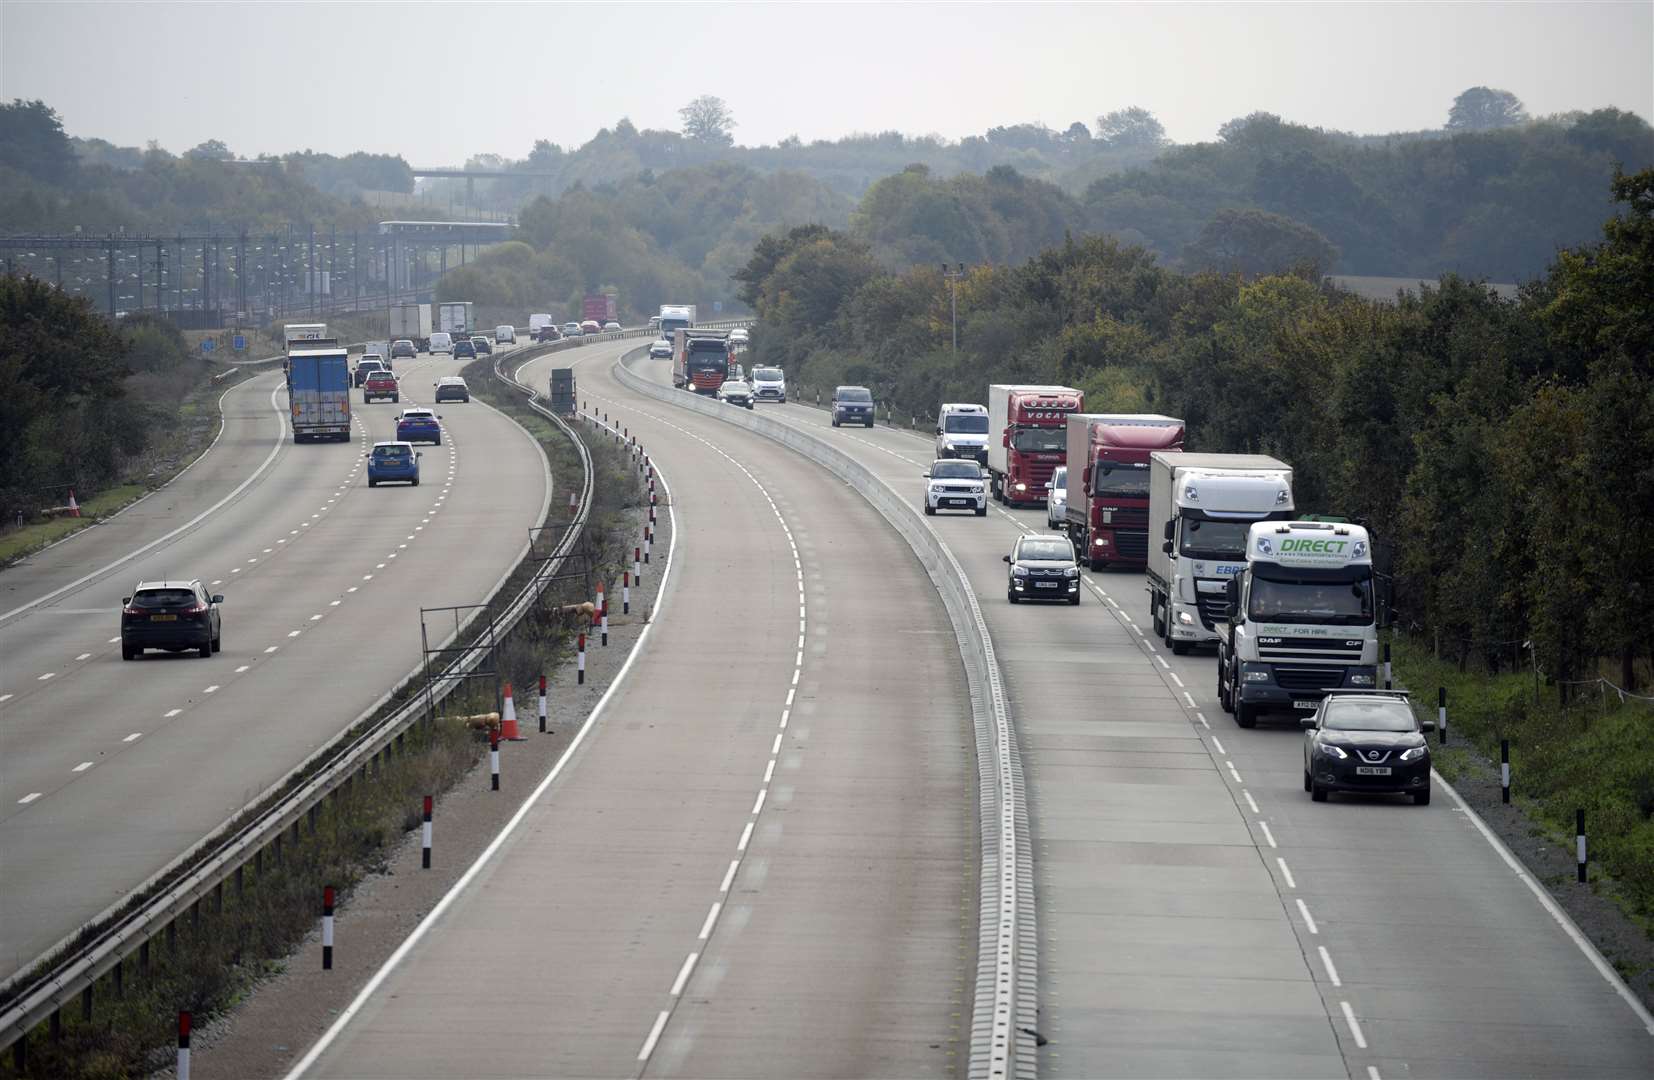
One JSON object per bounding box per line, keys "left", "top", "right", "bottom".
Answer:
{"left": 1394, "top": 634, "right": 1654, "bottom": 931}
{"left": 0, "top": 364, "right": 643, "bottom": 1079}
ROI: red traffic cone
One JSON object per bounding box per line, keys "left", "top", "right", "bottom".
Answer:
{"left": 67, "top": 489, "right": 80, "bottom": 518}
{"left": 500, "top": 683, "right": 525, "bottom": 741}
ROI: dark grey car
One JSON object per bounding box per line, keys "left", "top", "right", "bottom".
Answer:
{"left": 832, "top": 385, "right": 874, "bottom": 427}
{"left": 1003, "top": 534, "right": 1080, "bottom": 605}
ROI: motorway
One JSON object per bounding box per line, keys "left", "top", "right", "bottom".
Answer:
{"left": 294, "top": 337, "right": 976, "bottom": 1078}
{"left": 0, "top": 347, "right": 548, "bottom": 980}
{"left": 600, "top": 352, "right": 1654, "bottom": 1078}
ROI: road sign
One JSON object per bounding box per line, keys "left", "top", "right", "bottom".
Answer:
{"left": 200, "top": 338, "right": 216, "bottom": 353}
{"left": 232, "top": 334, "right": 246, "bottom": 351}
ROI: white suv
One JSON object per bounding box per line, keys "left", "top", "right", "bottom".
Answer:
{"left": 923, "top": 459, "right": 988, "bottom": 516}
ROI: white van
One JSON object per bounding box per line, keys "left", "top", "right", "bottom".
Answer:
{"left": 937, "top": 403, "right": 990, "bottom": 462}
{"left": 527, "top": 314, "right": 554, "bottom": 334}
{"left": 429, "top": 332, "right": 453, "bottom": 355}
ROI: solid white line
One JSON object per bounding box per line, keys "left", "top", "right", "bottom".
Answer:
{"left": 283, "top": 414, "right": 684, "bottom": 1079}
{"left": 697, "top": 901, "right": 721, "bottom": 940}
{"left": 669, "top": 952, "right": 699, "bottom": 996}
{"left": 719, "top": 859, "right": 739, "bottom": 893}
{"left": 1296, "top": 898, "right": 1319, "bottom": 934}
{"left": 1339, "top": 1001, "right": 1367, "bottom": 1049}
{"left": 636, "top": 1010, "right": 670, "bottom": 1062}
{"left": 1259, "top": 821, "right": 1278, "bottom": 849}
{"left": 0, "top": 382, "right": 287, "bottom": 626}
{"left": 751, "top": 788, "right": 767, "bottom": 814}
{"left": 1435, "top": 770, "right": 1654, "bottom": 1034}
{"left": 737, "top": 822, "right": 754, "bottom": 852}
{"left": 72, "top": 761, "right": 93, "bottom": 772}
{"left": 1276, "top": 856, "right": 1297, "bottom": 889}
{"left": 1319, "top": 946, "right": 1343, "bottom": 987}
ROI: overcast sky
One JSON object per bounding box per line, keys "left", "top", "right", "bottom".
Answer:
{"left": 4, "top": 1, "right": 1650, "bottom": 161}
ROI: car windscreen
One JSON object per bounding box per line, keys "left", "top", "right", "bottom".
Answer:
{"left": 932, "top": 461, "right": 981, "bottom": 479}
{"left": 1094, "top": 461, "right": 1149, "bottom": 496}
{"left": 1011, "top": 427, "right": 1065, "bottom": 453}
{"left": 837, "top": 387, "right": 872, "bottom": 402}
{"left": 753, "top": 368, "right": 783, "bottom": 381}
{"left": 1017, "top": 540, "right": 1072, "bottom": 562}
{"left": 132, "top": 588, "right": 196, "bottom": 607}
{"left": 1323, "top": 702, "right": 1415, "bottom": 732}
{"left": 944, "top": 414, "right": 989, "bottom": 433}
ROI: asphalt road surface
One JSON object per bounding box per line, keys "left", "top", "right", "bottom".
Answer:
{"left": 0, "top": 347, "right": 548, "bottom": 979}
{"left": 293, "top": 337, "right": 976, "bottom": 1079}
{"left": 624, "top": 355, "right": 1654, "bottom": 1079}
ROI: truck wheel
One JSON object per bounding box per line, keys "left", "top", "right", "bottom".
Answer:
{"left": 1089, "top": 556, "right": 1105, "bottom": 571}
{"left": 1235, "top": 702, "right": 1258, "bottom": 729}
{"left": 1151, "top": 599, "right": 1166, "bottom": 638}
{"left": 1218, "top": 663, "right": 1233, "bottom": 712}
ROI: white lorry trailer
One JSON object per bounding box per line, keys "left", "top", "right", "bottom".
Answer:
{"left": 389, "top": 302, "right": 432, "bottom": 350}
{"left": 1217, "top": 520, "right": 1383, "bottom": 728}
{"left": 437, "top": 302, "right": 475, "bottom": 337}
{"left": 1146, "top": 452, "right": 1293, "bottom": 654}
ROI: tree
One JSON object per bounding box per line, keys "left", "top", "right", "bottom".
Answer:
{"left": 1061, "top": 121, "right": 1092, "bottom": 145}
{"left": 1446, "top": 87, "right": 1528, "bottom": 132}
{"left": 0, "top": 99, "right": 79, "bottom": 184}
{"left": 185, "top": 138, "right": 233, "bottom": 161}
{"left": 1095, "top": 107, "right": 1167, "bottom": 149}
{"left": 1182, "top": 208, "right": 1338, "bottom": 277}
{"left": 679, "top": 96, "right": 736, "bottom": 146}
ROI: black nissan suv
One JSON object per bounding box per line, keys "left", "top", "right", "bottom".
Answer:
{"left": 1302, "top": 691, "right": 1434, "bottom": 805}
{"left": 122, "top": 579, "right": 223, "bottom": 659}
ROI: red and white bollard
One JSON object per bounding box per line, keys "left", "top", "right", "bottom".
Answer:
{"left": 421, "top": 795, "right": 433, "bottom": 869}
{"left": 322, "top": 886, "right": 335, "bottom": 969}
{"left": 538, "top": 674, "right": 549, "bottom": 733}
{"left": 577, "top": 633, "right": 586, "bottom": 685}
{"left": 623, "top": 571, "right": 631, "bottom": 615}
{"left": 490, "top": 728, "right": 500, "bottom": 791}
{"left": 177, "top": 1011, "right": 192, "bottom": 1080}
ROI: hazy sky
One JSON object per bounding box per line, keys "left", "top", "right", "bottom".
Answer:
{"left": 4, "top": 1, "right": 1650, "bottom": 161}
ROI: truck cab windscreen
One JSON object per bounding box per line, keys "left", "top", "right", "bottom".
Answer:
{"left": 945, "top": 415, "right": 989, "bottom": 434}
{"left": 1011, "top": 427, "right": 1064, "bottom": 452}
{"left": 1180, "top": 518, "right": 1251, "bottom": 559}
{"left": 1092, "top": 460, "right": 1148, "bottom": 496}
{"left": 1248, "top": 567, "right": 1373, "bottom": 625}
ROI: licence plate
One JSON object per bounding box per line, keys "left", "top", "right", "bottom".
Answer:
{"left": 151, "top": 614, "right": 178, "bottom": 622}
{"left": 1035, "top": 581, "right": 1058, "bottom": 589}
{"left": 1355, "top": 766, "right": 1391, "bottom": 776}
{"left": 945, "top": 498, "right": 972, "bottom": 506}
{"left": 1293, "top": 700, "right": 1318, "bottom": 710}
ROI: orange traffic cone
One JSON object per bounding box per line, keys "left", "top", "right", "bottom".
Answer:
{"left": 500, "top": 684, "right": 525, "bottom": 741}
{"left": 67, "top": 489, "right": 80, "bottom": 518}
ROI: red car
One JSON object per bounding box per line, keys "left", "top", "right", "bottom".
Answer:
{"left": 363, "top": 370, "right": 399, "bottom": 403}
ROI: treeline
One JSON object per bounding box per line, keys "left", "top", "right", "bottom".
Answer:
{"left": 434, "top": 163, "right": 852, "bottom": 321}
{"left": 0, "top": 274, "right": 207, "bottom": 520}
{"left": 737, "top": 170, "right": 1654, "bottom": 694}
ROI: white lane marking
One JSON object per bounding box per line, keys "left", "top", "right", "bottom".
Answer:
{"left": 123, "top": 732, "right": 141, "bottom": 742}
{"left": 696, "top": 901, "right": 721, "bottom": 940}
{"left": 0, "top": 694, "right": 12, "bottom": 704}
{"left": 1169, "top": 671, "right": 1184, "bottom": 687}
{"left": 779, "top": 709, "right": 789, "bottom": 729}
{"left": 1226, "top": 761, "right": 1243, "bottom": 784}
{"left": 347, "top": 586, "right": 358, "bottom": 593}
{"left": 1366, "top": 1067, "right": 1382, "bottom": 1080}
{"left": 310, "top": 614, "right": 323, "bottom": 621}
{"left": 75, "top": 653, "right": 91, "bottom": 661}
{"left": 17, "top": 793, "right": 42, "bottom": 804}
{"left": 785, "top": 688, "right": 795, "bottom": 706}
{"left": 288, "top": 630, "right": 302, "bottom": 638}
{"left": 235, "top": 665, "right": 250, "bottom": 673}
{"left": 737, "top": 822, "right": 754, "bottom": 852}
{"left": 1276, "top": 856, "right": 1297, "bottom": 889}
{"left": 751, "top": 788, "right": 767, "bottom": 815}
{"left": 1182, "top": 691, "right": 1197, "bottom": 708}
{"left": 38, "top": 672, "right": 55, "bottom": 681}
{"left": 1295, "top": 898, "right": 1319, "bottom": 934}
{"left": 1339, "top": 1001, "right": 1367, "bottom": 1049}
{"left": 1211, "top": 736, "right": 1227, "bottom": 755}
{"left": 1436, "top": 771, "right": 1654, "bottom": 1033}
{"left": 330, "top": 600, "right": 341, "bottom": 607}
{"left": 669, "top": 952, "right": 699, "bottom": 996}
{"left": 637, "top": 1009, "right": 670, "bottom": 1062}
{"left": 362, "top": 574, "right": 373, "bottom": 580}
{"left": 231, "top": 567, "right": 241, "bottom": 574}
{"left": 375, "top": 563, "right": 385, "bottom": 569}
{"left": 763, "top": 759, "right": 776, "bottom": 783}
{"left": 0, "top": 384, "right": 287, "bottom": 625}
{"left": 204, "top": 685, "right": 220, "bottom": 694}
{"left": 1319, "top": 946, "right": 1343, "bottom": 987}
{"left": 265, "top": 646, "right": 279, "bottom": 653}
{"left": 719, "top": 860, "right": 739, "bottom": 893}
{"left": 72, "top": 761, "right": 93, "bottom": 772}
{"left": 263, "top": 548, "right": 273, "bottom": 554}
{"left": 107, "top": 637, "right": 120, "bottom": 644}
{"left": 1259, "top": 821, "right": 1278, "bottom": 849}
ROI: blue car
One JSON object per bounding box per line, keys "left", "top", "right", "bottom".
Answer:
{"left": 367, "top": 441, "right": 421, "bottom": 486}
{"left": 395, "top": 407, "right": 443, "bottom": 445}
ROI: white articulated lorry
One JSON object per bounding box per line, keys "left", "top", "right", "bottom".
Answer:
{"left": 1217, "top": 520, "right": 1384, "bottom": 729}
{"left": 1147, "top": 452, "right": 1293, "bottom": 654}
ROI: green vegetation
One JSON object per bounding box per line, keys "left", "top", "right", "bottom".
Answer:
{"left": 0, "top": 484, "right": 143, "bottom": 565}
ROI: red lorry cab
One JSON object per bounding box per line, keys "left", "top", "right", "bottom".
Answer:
{"left": 987, "top": 385, "right": 1084, "bottom": 506}
{"left": 1062, "top": 414, "right": 1185, "bottom": 569}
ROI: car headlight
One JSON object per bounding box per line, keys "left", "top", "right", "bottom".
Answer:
{"left": 1348, "top": 673, "right": 1375, "bottom": 686}
{"left": 1322, "top": 745, "right": 1350, "bottom": 760}
{"left": 1064, "top": 567, "right": 1079, "bottom": 579}
{"left": 1243, "top": 670, "right": 1271, "bottom": 682}
{"left": 1012, "top": 565, "right": 1028, "bottom": 578}
{"left": 1400, "top": 746, "right": 1427, "bottom": 762}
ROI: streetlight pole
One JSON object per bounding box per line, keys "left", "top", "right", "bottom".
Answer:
{"left": 942, "top": 263, "right": 965, "bottom": 357}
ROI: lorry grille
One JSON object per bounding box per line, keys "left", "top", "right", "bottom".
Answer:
{"left": 1195, "top": 592, "right": 1229, "bottom": 630}
{"left": 1113, "top": 530, "right": 1147, "bottom": 561}
{"left": 1258, "top": 637, "right": 1367, "bottom": 662}
{"left": 1274, "top": 666, "right": 1346, "bottom": 692}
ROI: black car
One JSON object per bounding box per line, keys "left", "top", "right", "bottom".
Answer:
{"left": 391, "top": 339, "right": 418, "bottom": 360}
{"left": 452, "top": 339, "right": 477, "bottom": 360}
{"left": 122, "top": 579, "right": 222, "bottom": 660}
{"left": 831, "top": 385, "right": 874, "bottom": 427}
{"left": 1302, "top": 691, "right": 1434, "bottom": 805}
{"left": 434, "top": 376, "right": 471, "bottom": 403}
{"left": 1003, "top": 534, "right": 1080, "bottom": 604}
{"left": 470, "top": 336, "right": 493, "bottom": 355}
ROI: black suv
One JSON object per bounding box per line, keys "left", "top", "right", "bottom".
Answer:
{"left": 1302, "top": 691, "right": 1434, "bottom": 805}
{"left": 832, "top": 386, "right": 874, "bottom": 427}
{"left": 1003, "top": 534, "right": 1080, "bottom": 604}
{"left": 122, "top": 580, "right": 223, "bottom": 659}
